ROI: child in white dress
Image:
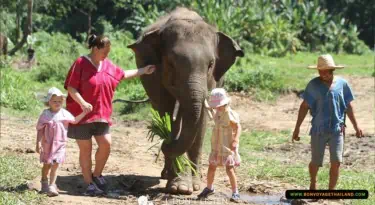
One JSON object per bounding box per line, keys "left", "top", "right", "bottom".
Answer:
{"left": 198, "top": 88, "right": 241, "bottom": 201}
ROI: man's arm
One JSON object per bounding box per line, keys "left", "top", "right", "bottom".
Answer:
{"left": 346, "top": 102, "right": 363, "bottom": 138}
{"left": 292, "top": 100, "right": 309, "bottom": 142}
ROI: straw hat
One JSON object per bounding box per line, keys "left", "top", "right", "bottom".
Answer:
{"left": 208, "top": 88, "right": 231, "bottom": 108}
{"left": 308, "top": 54, "right": 344, "bottom": 70}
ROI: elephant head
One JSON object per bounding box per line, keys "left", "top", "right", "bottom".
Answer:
{"left": 128, "top": 7, "right": 243, "bottom": 194}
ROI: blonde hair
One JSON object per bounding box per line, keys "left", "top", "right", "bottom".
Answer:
{"left": 44, "top": 94, "right": 65, "bottom": 107}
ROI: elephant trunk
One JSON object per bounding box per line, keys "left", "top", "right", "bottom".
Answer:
{"left": 162, "top": 80, "right": 206, "bottom": 158}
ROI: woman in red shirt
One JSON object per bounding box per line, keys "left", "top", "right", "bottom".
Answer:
{"left": 64, "top": 35, "right": 155, "bottom": 196}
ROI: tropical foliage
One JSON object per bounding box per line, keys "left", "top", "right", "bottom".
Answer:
{"left": 1, "top": 0, "right": 372, "bottom": 57}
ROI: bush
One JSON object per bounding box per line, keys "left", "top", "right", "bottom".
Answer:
{"left": 116, "top": 79, "right": 148, "bottom": 114}
{"left": 224, "top": 63, "right": 285, "bottom": 93}
{"left": 107, "top": 30, "right": 137, "bottom": 68}
{"left": 31, "top": 32, "right": 85, "bottom": 82}
{"left": 0, "top": 68, "right": 40, "bottom": 110}
{"left": 126, "top": 0, "right": 370, "bottom": 56}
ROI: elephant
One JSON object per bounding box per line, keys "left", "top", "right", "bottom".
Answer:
{"left": 128, "top": 7, "right": 244, "bottom": 195}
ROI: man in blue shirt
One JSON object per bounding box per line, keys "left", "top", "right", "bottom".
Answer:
{"left": 292, "top": 54, "right": 363, "bottom": 190}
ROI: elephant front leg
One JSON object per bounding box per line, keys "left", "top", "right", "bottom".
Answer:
{"left": 164, "top": 155, "right": 194, "bottom": 195}
{"left": 188, "top": 119, "right": 206, "bottom": 192}
{"left": 188, "top": 150, "right": 202, "bottom": 192}
{"left": 161, "top": 156, "right": 172, "bottom": 179}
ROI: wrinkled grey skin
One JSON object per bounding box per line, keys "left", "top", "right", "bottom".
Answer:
{"left": 128, "top": 8, "right": 244, "bottom": 195}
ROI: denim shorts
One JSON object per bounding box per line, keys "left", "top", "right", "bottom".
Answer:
{"left": 67, "top": 122, "right": 110, "bottom": 140}
{"left": 310, "top": 132, "right": 344, "bottom": 167}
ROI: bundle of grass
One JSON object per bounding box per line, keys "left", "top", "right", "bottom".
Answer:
{"left": 147, "top": 109, "right": 197, "bottom": 175}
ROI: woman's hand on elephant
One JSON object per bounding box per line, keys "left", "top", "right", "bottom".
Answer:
{"left": 80, "top": 101, "right": 93, "bottom": 113}
{"left": 142, "top": 65, "right": 156, "bottom": 75}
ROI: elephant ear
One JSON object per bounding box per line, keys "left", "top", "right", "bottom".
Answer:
{"left": 127, "top": 29, "right": 161, "bottom": 66}
{"left": 213, "top": 32, "right": 244, "bottom": 82}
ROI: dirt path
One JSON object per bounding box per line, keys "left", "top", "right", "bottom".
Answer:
{"left": 0, "top": 76, "right": 373, "bottom": 205}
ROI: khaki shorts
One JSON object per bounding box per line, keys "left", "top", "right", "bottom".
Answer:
{"left": 310, "top": 132, "right": 344, "bottom": 167}
{"left": 68, "top": 122, "right": 110, "bottom": 140}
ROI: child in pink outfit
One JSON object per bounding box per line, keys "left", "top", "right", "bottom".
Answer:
{"left": 198, "top": 88, "right": 242, "bottom": 202}
{"left": 36, "top": 87, "right": 88, "bottom": 197}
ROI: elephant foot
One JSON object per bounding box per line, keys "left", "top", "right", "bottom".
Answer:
{"left": 166, "top": 176, "right": 193, "bottom": 195}
{"left": 192, "top": 175, "right": 201, "bottom": 191}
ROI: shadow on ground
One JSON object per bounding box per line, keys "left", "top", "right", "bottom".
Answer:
{"left": 55, "top": 174, "right": 162, "bottom": 199}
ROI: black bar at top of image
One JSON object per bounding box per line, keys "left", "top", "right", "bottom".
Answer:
{"left": 285, "top": 190, "right": 369, "bottom": 199}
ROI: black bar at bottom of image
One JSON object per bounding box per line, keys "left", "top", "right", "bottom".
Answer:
{"left": 285, "top": 190, "right": 368, "bottom": 199}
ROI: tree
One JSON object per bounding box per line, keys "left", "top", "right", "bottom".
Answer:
{"left": 9, "top": 0, "right": 33, "bottom": 55}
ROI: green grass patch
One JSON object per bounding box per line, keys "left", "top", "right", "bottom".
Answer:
{"left": 240, "top": 130, "right": 290, "bottom": 151}
{"left": 225, "top": 52, "right": 374, "bottom": 101}
{"left": 246, "top": 52, "right": 374, "bottom": 76}
{"left": 0, "top": 68, "right": 42, "bottom": 111}
{"left": 114, "top": 103, "right": 151, "bottom": 122}
{"left": 0, "top": 154, "right": 45, "bottom": 205}
{"left": 203, "top": 129, "right": 291, "bottom": 152}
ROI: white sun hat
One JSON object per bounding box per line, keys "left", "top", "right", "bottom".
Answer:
{"left": 307, "top": 54, "right": 344, "bottom": 70}
{"left": 208, "top": 88, "right": 231, "bottom": 108}
{"left": 45, "top": 87, "right": 66, "bottom": 102}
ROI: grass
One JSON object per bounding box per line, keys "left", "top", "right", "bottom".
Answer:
{"left": 203, "top": 129, "right": 298, "bottom": 152}
{"left": 239, "top": 130, "right": 290, "bottom": 151}
{"left": 245, "top": 52, "right": 374, "bottom": 76}
{"left": 225, "top": 52, "right": 374, "bottom": 101}
{"left": 0, "top": 154, "right": 45, "bottom": 205}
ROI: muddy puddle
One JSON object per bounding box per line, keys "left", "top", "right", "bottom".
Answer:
{"left": 223, "top": 192, "right": 291, "bottom": 204}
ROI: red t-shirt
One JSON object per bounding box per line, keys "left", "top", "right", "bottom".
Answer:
{"left": 64, "top": 56, "right": 125, "bottom": 125}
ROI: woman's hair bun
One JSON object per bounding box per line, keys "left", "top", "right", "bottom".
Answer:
{"left": 88, "top": 34, "right": 97, "bottom": 48}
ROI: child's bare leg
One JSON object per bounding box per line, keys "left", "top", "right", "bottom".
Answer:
{"left": 309, "top": 162, "right": 319, "bottom": 190}
{"left": 49, "top": 163, "right": 60, "bottom": 185}
{"left": 329, "top": 161, "right": 340, "bottom": 190}
{"left": 42, "top": 164, "right": 51, "bottom": 181}
{"left": 207, "top": 164, "right": 217, "bottom": 189}
{"left": 226, "top": 166, "right": 238, "bottom": 193}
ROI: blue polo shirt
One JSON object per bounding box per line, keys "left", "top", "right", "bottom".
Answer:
{"left": 302, "top": 76, "right": 354, "bottom": 136}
